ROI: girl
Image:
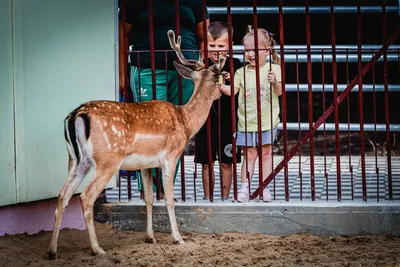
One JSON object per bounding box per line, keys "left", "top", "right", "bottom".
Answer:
{"left": 220, "top": 28, "right": 282, "bottom": 202}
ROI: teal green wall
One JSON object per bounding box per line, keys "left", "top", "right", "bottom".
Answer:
{"left": 0, "top": 0, "right": 17, "bottom": 206}
{"left": 0, "top": 0, "right": 117, "bottom": 206}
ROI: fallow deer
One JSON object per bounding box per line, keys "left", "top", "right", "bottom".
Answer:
{"left": 47, "top": 30, "right": 227, "bottom": 259}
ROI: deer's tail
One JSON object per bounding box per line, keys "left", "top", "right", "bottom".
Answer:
{"left": 64, "top": 106, "right": 91, "bottom": 164}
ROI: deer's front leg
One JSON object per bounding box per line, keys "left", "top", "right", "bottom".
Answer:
{"left": 162, "top": 160, "right": 184, "bottom": 244}
{"left": 141, "top": 168, "right": 156, "bottom": 243}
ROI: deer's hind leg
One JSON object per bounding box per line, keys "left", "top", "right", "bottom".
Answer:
{"left": 79, "top": 158, "right": 121, "bottom": 256}
{"left": 48, "top": 155, "right": 92, "bottom": 259}
{"left": 141, "top": 168, "right": 157, "bottom": 243}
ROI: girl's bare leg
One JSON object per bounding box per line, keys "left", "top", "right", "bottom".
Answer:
{"left": 240, "top": 146, "right": 258, "bottom": 185}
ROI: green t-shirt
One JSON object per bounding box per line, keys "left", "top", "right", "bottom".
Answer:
{"left": 122, "top": 0, "right": 209, "bottom": 69}
{"left": 234, "top": 63, "right": 282, "bottom": 132}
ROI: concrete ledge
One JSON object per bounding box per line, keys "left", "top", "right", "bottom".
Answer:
{"left": 94, "top": 200, "right": 400, "bottom": 236}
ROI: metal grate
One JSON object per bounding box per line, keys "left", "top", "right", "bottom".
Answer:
{"left": 106, "top": 156, "right": 400, "bottom": 202}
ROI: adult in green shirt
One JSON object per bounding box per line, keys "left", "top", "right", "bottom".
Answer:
{"left": 119, "top": 0, "right": 210, "bottom": 197}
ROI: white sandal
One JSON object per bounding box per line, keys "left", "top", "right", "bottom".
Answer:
{"left": 237, "top": 187, "right": 250, "bottom": 203}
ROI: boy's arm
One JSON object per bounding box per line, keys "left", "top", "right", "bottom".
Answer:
{"left": 221, "top": 66, "right": 242, "bottom": 96}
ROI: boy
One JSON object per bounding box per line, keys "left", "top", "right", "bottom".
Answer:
{"left": 195, "top": 21, "right": 242, "bottom": 200}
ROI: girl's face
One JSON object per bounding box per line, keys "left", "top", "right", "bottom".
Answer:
{"left": 243, "top": 36, "right": 270, "bottom": 67}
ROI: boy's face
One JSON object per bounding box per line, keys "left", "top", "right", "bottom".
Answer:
{"left": 207, "top": 33, "right": 230, "bottom": 63}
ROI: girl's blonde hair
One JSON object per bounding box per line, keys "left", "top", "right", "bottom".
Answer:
{"left": 244, "top": 26, "right": 281, "bottom": 65}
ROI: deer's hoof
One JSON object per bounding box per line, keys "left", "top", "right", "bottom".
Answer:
{"left": 174, "top": 239, "right": 185, "bottom": 245}
{"left": 92, "top": 247, "right": 106, "bottom": 256}
{"left": 144, "top": 237, "right": 157, "bottom": 244}
{"left": 47, "top": 250, "right": 57, "bottom": 260}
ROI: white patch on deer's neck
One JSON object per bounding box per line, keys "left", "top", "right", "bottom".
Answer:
{"left": 120, "top": 151, "right": 167, "bottom": 170}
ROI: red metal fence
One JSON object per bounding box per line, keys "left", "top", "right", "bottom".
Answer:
{"left": 117, "top": 1, "right": 400, "bottom": 203}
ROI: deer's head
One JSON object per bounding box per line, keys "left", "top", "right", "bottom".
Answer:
{"left": 167, "top": 30, "right": 227, "bottom": 101}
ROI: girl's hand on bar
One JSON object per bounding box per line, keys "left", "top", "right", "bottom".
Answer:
{"left": 268, "top": 71, "right": 278, "bottom": 84}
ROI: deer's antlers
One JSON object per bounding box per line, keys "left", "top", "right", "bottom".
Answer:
{"left": 168, "top": 30, "right": 205, "bottom": 71}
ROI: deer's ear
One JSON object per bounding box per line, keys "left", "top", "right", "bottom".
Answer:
{"left": 173, "top": 61, "right": 194, "bottom": 80}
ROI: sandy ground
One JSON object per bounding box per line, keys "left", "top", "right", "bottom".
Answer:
{"left": 0, "top": 222, "right": 399, "bottom": 267}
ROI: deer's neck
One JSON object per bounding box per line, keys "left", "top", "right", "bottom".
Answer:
{"left": 179, "top": 85, "right": 216, "bottom": 138}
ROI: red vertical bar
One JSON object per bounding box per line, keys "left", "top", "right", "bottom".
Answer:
{"left": 345, "top": 49, "right": 354, "bottom": 200}
{"left": 243, "top": 52, "right": 251, "bottom": 201}
{"left": 136, "top": 53, "right": 145, "bottom": 199}
{"left": 137, "top": 52, "right": 142, "bottom": 101}
{"left": 357, "top": 1, "right": 367, "bottom": 201}
{"left": 382, "top": 0, "right": 393, "bottom": 200}
{"left": 192, "top": 36, "right": 198, "bottom": 200}
{"left": 218, "top": 97, "right": 223, "bottom": 199}
{"left": 330, "top": 0, "right": 341, "bottom": 201}
{"left": 165, "top": 51, "right": 170, "bottom": 208}
{"left": 194, "top": 143, "right": 198, "bottom": 202}
{"left": 175, "top": 0, "right": 182, "bottom": 104}
{"left": 127, "top": 172, "right": 132, "bottom": 201}
{"left": 201, "top": 0, "right": 208, "bottom": 62}
{"left": 174, "top": 0, "right": 186, "bottom": 203}
{"left": 322, "top": 49, "right": 328, "bottom": 201}
{"left": 252, "top": 0, "right": 264, "bottom": 201}
{"left": 147, "top": 0, "right": 161, "bottom": 201}
{"left": 296, "top": 49, "right": 302, "bottom": 201}
{"left": 165, "top": 51, "right": 169, "bottom": 106}
{"left": 305, "top": 0, "right": 315, "bottom": 201}
{"left": 372, "top": 65, "right": 379, "bottom": 201}
{"left": 227, "top": 0, "right": 238, "bottom": 201}
{"left": 175, "top": 0, "right": 181, "bottom": 40}
{"left": 118, "top": 172, "right": 121, "bottom": 202}
{"left": 148, "top": 0, "right": 156, "bottom": 101}
{"left": 201, "top": 0, "right": 212, "bottom": 202}
{"left": 269, "top": 54, "right": 275, "bottom": 199}
{"left": 120, "top": 0, "right": 130, "bottom": 201}
{"left": 206, "top": 113, "right": 213, "bottom": 201}
{"left": 120, "top": 0, "right": 129, "bottom": 101}
{"left": 176, "top": 4, "right": 184, "bottom": 208}
{"left": 278, "top": 0, "right": 289, "bottom": 201}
